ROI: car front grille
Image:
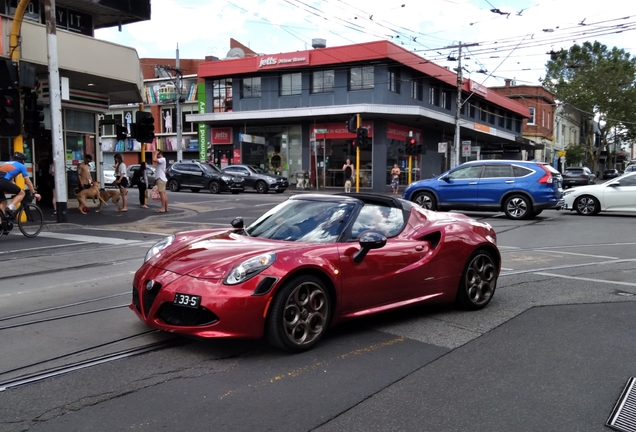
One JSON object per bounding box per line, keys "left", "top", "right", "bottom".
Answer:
{"left": 143, "top": 281, "right": 162, "bottom": 316}
{"left": 132, "top": 286, "right": 141, "bottom": 313}
{"left": 157, "top": 303, "right": 219, "bottom": 326}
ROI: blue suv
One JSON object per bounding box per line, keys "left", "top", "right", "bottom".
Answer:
{"left": 403, "top": 160, "right": 564, "bottom": 220}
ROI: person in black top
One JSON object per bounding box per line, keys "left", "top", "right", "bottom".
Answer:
{"left": 342, "top": 159, "right": 354, "bottom": 192}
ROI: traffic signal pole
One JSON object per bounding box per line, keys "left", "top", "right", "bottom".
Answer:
{"left": 355, "top": 114, "right": 360, "bottom": 193}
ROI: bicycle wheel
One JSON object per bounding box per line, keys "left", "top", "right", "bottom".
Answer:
{"left": 17, "top": 203, "right": 44, "bottom": 238}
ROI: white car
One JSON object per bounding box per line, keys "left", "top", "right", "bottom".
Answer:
{"left": 103, "top": 169, "right": 116, "bottom": 186}
{"left": 563, "top": 171, "right": 636, "bottom": 215}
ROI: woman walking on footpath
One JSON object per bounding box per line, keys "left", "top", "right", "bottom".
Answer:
{"left": 113, "top": 153, "right": 128, "bottom": 212}
{"left": 152, "top": 149, "right": 169, "bottom": 213}
{"left": 134, "top": 162, "right": 149, "bottom": 208}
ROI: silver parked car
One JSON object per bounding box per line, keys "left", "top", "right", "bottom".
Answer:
{"left": 126, "top": 164, "right": 157, "bottom": 187}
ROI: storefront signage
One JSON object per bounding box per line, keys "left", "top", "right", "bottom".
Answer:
{"left": 257, "top": 51, "right": 309, "bottom": 69}
{"left": 474, "top": 123, "right": 496, "bottom": 135}
{"left": 239, "top": 133, "right": 266, "bottom": 144}
{"left": 233, "top": 149, "right": 241, "bottom": 160}
{"left": 312, "top": 123, "right": 373, "bottom": 139}
{"left": 386, "top": 123, "right": 422, "bottom": 143}
{"left": 211, "top": 127, "right": 233, "bottom": 144}
{"left": 470, "top": 81, "right": 488, "bottom": 96}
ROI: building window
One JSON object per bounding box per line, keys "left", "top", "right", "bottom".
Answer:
{"left": 528, "top": 107, "right": 536, "bottom": 125}
{"left": 213, "top": 79, "right": 232, "bottom": 112}
{"left": 280, "top": 73, "right": 302, "bottom": 96}
{"left": 515, "top": 118, "right": 521, "bottom": 133}
{"left": 387, "top": 68, "right": 400, "bottom": 93}
{"left": 311, "top": 70, "right": 334, "bottom": 93}
{"left": 489, "top": 109, "right": 495, "bottom": 124}
{"left": 429, "top": 87, "right": 439, "bottom": 106}
{"left": 241, "top": 77, "right": 261, "bottom": 98}
{"left": 498, "top": 110, "right": 505, "bottom": 127}
{"left": 411, "top": 80, "right": 423, "bottom": 100}
{"left": 542, "top": 109, "right": 546, "bottom": 127}
{"left": 441, "top": 90, "right": 451, "bottom": 110}
{"left": 349, "top": 66, "right": 374, "bottom": 90}
{"left": 480, "top": 104, "right": 488, "bottom": 122}
{"left": 469, "top": 103, "right": 476, "bottom": 118}
{"left": 547, "top": 112, "right": 551, "bottom": 129}
{"left": 506, "top": 115, "right": 512, "bottom": 129}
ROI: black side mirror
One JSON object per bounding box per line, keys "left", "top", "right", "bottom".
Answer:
{"left": 353, "top": 231, "right": 387, "bottom": 263}
{"left": 231, "top": 217, "right": 244, "bottom": 229}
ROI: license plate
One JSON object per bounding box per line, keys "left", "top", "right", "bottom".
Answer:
{"left": 173, "top": 293, "right": 201, "bottom": 308}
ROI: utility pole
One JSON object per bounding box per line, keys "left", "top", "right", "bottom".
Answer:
{"left": 176, "top": 45, "right": 183, "bottom": 162}
{"left": 444, "top": 42, "right": 478, "bottom": 168}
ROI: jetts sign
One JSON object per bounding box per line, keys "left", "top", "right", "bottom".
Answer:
{"left": 210, "top": 127, "right": 233, "bottom": 145}
{"left": 257, "top": 51, "right": 309, "bottom": 69}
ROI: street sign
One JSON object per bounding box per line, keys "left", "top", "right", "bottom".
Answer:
{"left": 438, "top": 142, "right": 448, "bottom": 153}
{"left": 314, "top": 128, "right": 327, "bottom": 134}
{"left": 558, "top": 151, "right": 566, "bottom": 157}
{"left": 461, "top": 140, "right": 472, "bottom": 157}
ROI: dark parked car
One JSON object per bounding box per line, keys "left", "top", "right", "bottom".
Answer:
{"left": 166, "top": 161, "right": 244, "bottom": 194}
{"left": 222, "top": 164, "right": 289, "bottom": 194}
{"left": 562, "top": 167, "right": 596, "bottom": 188}
{"left": 624, "top": 165, "right": 636, "bottom": 173}
{"left": 126, "top": 164, "right": 157, "bottom": 187}
{"left": 603, "top": 169, "right": 620, "bottom": 180}
{"left": 402, "top": 160, "right": 564, "bottom": 220}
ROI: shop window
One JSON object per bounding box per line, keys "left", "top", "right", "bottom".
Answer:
{"left": 388, "top": 68, "right": 400, "bottom": 93}
{"left": 311, "top": 70, "right": 334, "bottom": 93}
{"left": 349, "top": 66, "right": 374, "bottom": 90}
{"left": 241, "top": 77, "right": 261, "bottom": 98}
{"left": 280, "top": 73, "right": 302, "bottom": 96}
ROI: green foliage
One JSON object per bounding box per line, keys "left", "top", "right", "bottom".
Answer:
{"left": 542, "top": 41, "right": 636, "bottom": 170}
{"left": 564, "top": 143, "right": 587, "bottom": 166}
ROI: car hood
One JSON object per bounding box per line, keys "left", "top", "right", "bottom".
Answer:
{"left": 259, "top": 173, "right": 287, "bottom": 181}
{"left": 150, "top": 230, "right": 296, "bottom": 278}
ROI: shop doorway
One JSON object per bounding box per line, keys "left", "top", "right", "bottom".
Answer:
{"left": 212, "top": 145, "right": 234, "bottom": 168}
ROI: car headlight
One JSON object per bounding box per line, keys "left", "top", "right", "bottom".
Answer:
{"left": 144, "top": 235, "right": 175, "bottom": 262}
{"left": 225, "top": 253, "right": 276, "bottom": 285}
{"left": 221, "top": 176, "right": 232, "bottom": 182}
{"left": 267, "top": 177, "right": 277, "bottom": 183}
{"left": 563, "top": 189, "right": 577, "bottom": 196}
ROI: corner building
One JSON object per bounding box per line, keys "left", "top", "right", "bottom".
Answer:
{"left": 189, "top": 40, "right": 537, "bottom": 192}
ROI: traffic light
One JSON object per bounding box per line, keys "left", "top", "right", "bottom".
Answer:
{"left": 356, "top": 127, "right": 369, "bottom": 149}
{"left": 22, "top": 91, "right": 45, "bottom": 137}
{"left": 133, "top": 111, "right": 155, "bottom": 143}
{"left": 405, "top": 132, "right": 416, "bottom": 155}
{"left": 115, "top": 124, "right": 127, "bottom": 141}
{"left": 0, "top": 88, "right": 21, "bottom": 137}
{"left": 347, "top": 114, "right": 359, "bottom": 133}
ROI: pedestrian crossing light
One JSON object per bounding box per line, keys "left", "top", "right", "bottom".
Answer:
{"left": 22, "top": 91, "right": 45, "bottom": 137}
{"left": 0, "top": 88, "right": 21, "bottom": 137}
{"left": 134, "top": 111, "right": 155, "bottom": 143}
{"left": 356, "top": 127, "right": 369, "bottom": 149}
{"left": 115, "top": 124, "right": 127, "bottom": 141}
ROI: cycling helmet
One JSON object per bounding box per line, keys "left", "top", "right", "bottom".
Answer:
{"left": 13, "top": 152, "right": 27, "bottom": 161}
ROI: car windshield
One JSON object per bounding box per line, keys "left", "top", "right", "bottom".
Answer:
{"left": 205, "top": 163, "right": 221, "bottom": 174}
{"left": 249, "top": 165, "right": 268, "bottom": 174}
{"left": 203, "top": 163, "right": 222, "bottom": 173}
{"left": 246, "top": 200, "right": 354, "bottom": 243}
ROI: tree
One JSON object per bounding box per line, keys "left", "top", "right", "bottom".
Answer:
{"left": 542, "top": 41, "right": 636, "bottom": 171}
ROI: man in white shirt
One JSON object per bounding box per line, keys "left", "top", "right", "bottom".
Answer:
{"left": 152, "top": 150, "right": 168, "bottom": 213}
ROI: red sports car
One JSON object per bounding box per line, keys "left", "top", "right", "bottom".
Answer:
{"left": 131, "top": 193, "right": 500, "bottom": 352}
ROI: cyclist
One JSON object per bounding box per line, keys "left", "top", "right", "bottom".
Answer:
{"left": 0, "top": 152, "right": 41, "bottom": 220}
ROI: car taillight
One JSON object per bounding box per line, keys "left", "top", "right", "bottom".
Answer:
{"left": 537, "top": 164, "right": 553, "bottom": 184}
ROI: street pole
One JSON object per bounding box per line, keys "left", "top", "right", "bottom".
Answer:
{"left": 443, "top": 42, "right": 478, "bottom": 168}
{"left": 176, "top": 45, "right": 183, "bottom": 163}
{"left": 44, "top": 0, "right": 67, "bottom": 222}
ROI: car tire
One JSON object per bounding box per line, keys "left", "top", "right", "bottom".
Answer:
{"left": 275, "top": 189, "right": 285, "bottom": 194}
{"left": 456, "top": 249, "right": 497, "bottom": 310}
{"left": 209, "top": 181, "right": 220, "bottom": 194}
{"left": 532, "top": 209, "right": 543, "bottom": 217}
{"left": 503, "top": 194, "right": 532, "bottom": 220}
{"left": 412, "top": 191, "right": 437, "bottom": 210}
{"left": 190, "top": 188, "right": 201, "bottom": 193}
{"left": 266, "top": 275, "right": 331, "bottom": 353}
{"left": 256, "top": 181, "right": 269, "bottom": 194}
{"left": 574, "top": 195, "right": 600, "bottom": 216}
{"left": 167, "top": 179, "right": 180, "bottom": 192}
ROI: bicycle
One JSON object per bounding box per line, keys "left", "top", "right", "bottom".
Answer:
{"left": 0, "top": 190, "right": 44, "bottom": 238}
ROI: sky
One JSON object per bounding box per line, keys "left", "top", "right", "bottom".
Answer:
{"left": 94, "top": 0, "right": 636, "bottom": 87}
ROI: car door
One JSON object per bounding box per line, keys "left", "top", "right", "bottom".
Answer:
{"left": 187, "top": 163, "right": 207, "bottom": 189}
{"left": 337, "top": 206, "right": 435, "bottom": 314}
{"left": 476, "top": 164, "right": 515, "bottom": 210}
{"left": 225, "top": 166, "right": 253, "bottom": 187}
{"left": 436, "top": 164, "right": 483, "bottom": 208}
{"left": 170, "top": 163, "right": 191, "bottom": 187}
{"left": 602, "top": 174, "right": 636, "bottom": 211}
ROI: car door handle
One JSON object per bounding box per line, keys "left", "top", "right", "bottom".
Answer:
{"left": 469, "top": 182, "right": 478, "bottom": 185}
{"left": 415, "top": 245, "right": 424, "bottom": 251}
{"left": 505, "top": 180, "right": 515, "bottom": 183}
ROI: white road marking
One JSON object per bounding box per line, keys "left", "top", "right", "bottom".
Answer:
{"left": 164, "top": 221, "right": 230, "bottom": 226}
{"left": 0, "top": 242, "right": 86, "bottom": 255}
{"left": 534, "top": 272, "right": 636, "bottom": 288}
{"left": 530, "top": 250, "right": 618, "bottom": 260}
{"left": 38, "top": 232, "right": 140, "bottom": 245}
